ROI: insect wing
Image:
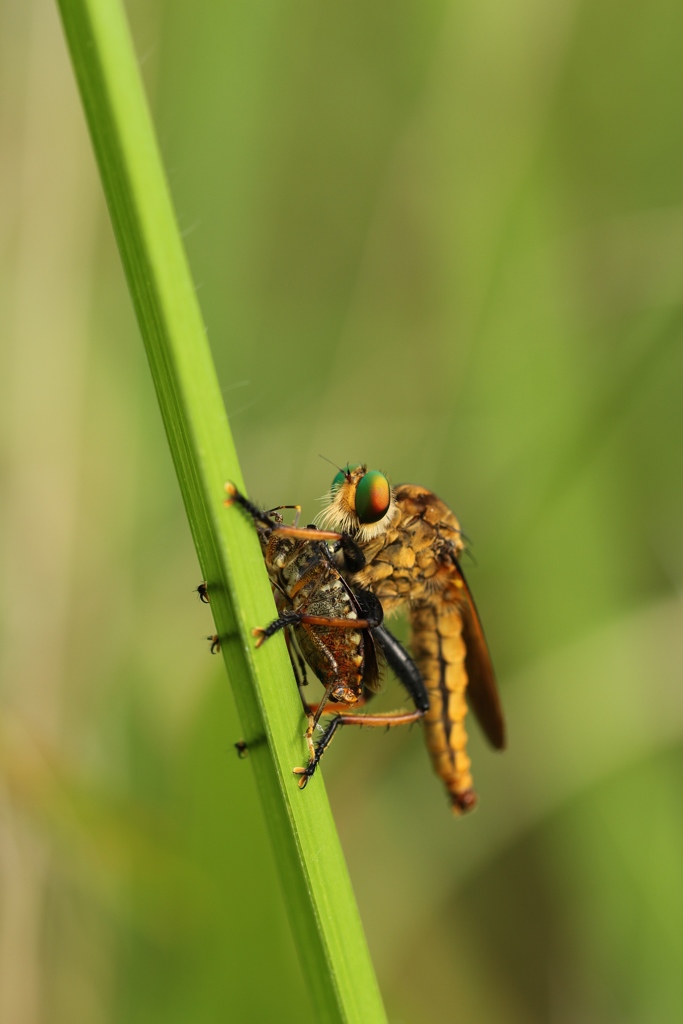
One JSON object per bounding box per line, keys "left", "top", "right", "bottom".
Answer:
{"left": 361, "top": 627, "right": 381, "bottom": 694}
{"left": 345, "top": 576, "right": 382, "bottom": 694}
{"left": 454, "top": 559, "right": 506, "bottom": 750}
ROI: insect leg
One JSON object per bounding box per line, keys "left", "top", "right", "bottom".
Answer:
{"left": 265, "top": 504, "right": 302, "bottom": 527}
{"left": 284, "top": 627, "right": 315, "bottom": 726}
{"left": 226, "top": 482, "right": 359, "bottom": 550}
{"left": 224, "top": 482, "right": 279, "bottom": 531}
{"left": 338, "top": 534, "right": 366, "bottom": 573}
{"left": 321, "top": 708, "right": 424, "bottom": 728}
{"left": 291, "top": 633, "right": 343, "bottom": 758}
{"left": 293, "top": 707, "right": 425, "bottom": 788}
{"left": 284, "top": 627, "right": 308, "bottom": 692}
{"left": 372, "top": 624, "right": 430, "bottom": 713}
{"left": 265, "top": 525, "right": 344, "bottom": 543}
{"left": 303, "top": 683, "right": 334, "bottom": 759}
{"left": 292, "top": 613, "right": 381, "bottom": 629}
{"left": 305, "top": 693, "right": 371, "bottom": 717}
{"left": 251, "top": 609, "right": 303, "bottom": 646}
{"left": 253, "top": 610, "right": 381, "bottom": 647}
{"left": 293, "top": 716, "right": 343, "bottom": 788}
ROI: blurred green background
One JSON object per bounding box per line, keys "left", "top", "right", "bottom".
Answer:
{"left": 2, "top": 0, "right": 683, "bottom": 1020}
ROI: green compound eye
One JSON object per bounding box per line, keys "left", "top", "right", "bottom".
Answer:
{"left": 330, "top": 464, "right": 359, "bottom": 495}
{"left": 355, "top": 470, "right": 390, "bottom": 524}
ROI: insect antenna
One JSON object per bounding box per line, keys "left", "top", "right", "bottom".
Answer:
{"left": 318, "top": 453, "right": 346, "bottom": 474}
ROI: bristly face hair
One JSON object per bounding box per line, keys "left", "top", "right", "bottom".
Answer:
{"left": 316, "top": 463, "right": 398, "bottom": 541}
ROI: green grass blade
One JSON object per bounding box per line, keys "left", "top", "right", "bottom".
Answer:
{"left": 55, "top": 1, "right": 386, "bottom": 1020}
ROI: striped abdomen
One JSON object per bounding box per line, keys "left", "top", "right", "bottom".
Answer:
{"left": 410, "top": 603, "right": 476, "bottom": 815}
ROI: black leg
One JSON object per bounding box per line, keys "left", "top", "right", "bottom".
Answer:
{"left": 293, "top": 716, "right": 345, "bottom": 787}
{"left": 292, "top": 619, "right": 430, "bottom": 788}
{"left": 294, "top": 699, "right": 427, "bottom": 788}
{"left": 254, "top": 609, "right": 382, "bottom": 648}
{"left": 224, "top": 482, "right": 276, "bottom": 532}
{"left": 253, "top": 609, "right": 304, "bottom": 646}
{"left": 338, "top": 533, "right": 367, "bottom": 573}
{"left": 371, "top": 624, "right": 430, "bottom": 713}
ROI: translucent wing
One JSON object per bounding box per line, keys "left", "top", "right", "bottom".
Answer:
{"left": 454, "top": 559, "right": 506, "bottom": 750}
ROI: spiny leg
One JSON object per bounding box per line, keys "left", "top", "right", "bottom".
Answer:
{"left": 292, "top": 626, "right": 429, "bottom": 787}
{"left": 252, "top": 610, "right": 381, "bottom": 648}
{"left": 304, "top": 673, "right": 341, "bottom": 760}
{"left": 372, "top": 624, "right": 430, "bottom": 713}
{"left": 294, "top": 716, "right": 342, "bottom": 788}
{"left": 225, "top": 481, "right": 346, "bottom": 543}
{"left": 224, "top": 482, "right": 279, "bottom": 531}
{"left": 293, "top": 706, "right": 425, "bottom": 787}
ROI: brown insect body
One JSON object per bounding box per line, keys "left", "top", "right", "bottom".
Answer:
{"left": 321, "top": 472, "right": 505, "bottom": 815}
{"left": 260, "top": 528, "right": 378, "bottom": 706}
{"left": 224, "top": 484, "right": 428, "bottom": 787}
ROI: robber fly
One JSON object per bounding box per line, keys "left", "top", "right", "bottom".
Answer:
{"left": 223, "top": 483, "right": 429, "bottom": 785}
{"left": 318, "top": 464, "right": 505, "bottom": 815}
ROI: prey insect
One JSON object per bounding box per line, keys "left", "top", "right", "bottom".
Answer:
{"left": 224, "top": 483, "right": 429, "bottom": 786}
{"left": 319, "top": 464, "right": 505, "bottom": 815}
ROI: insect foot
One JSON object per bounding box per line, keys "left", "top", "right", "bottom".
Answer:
{"left": 223, "top": 481, "right": 237, "bottom": 506}
{"left": 292, "top": 764, "right": 315, "bottom": 789}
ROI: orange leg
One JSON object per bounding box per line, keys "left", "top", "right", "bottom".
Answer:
{"left": 224, "top": 482, "right": 343, "bottom": 541}
{"left": 305, "top": 697, "right": 368, "bottom": 716}
{"left": 252, "top": 611, "right": 379, "bottom": 648}
{"left": 310, "top": 708, "right": 423, "bottom": 728}
{"left": 225, "top": 482, "right": 367, "bottom": 582}
{"left": 264, "top": 525, "right": 343, "bottom": 543}
{"left": 294, "top": 706, "right": 425, "bottom": 788}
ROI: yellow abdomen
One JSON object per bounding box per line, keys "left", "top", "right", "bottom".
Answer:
{"left": 410, "top": 603, "right": 476, "bottom": 814}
